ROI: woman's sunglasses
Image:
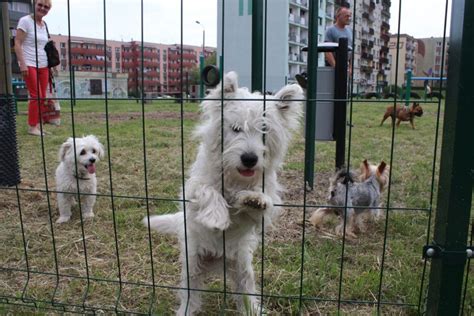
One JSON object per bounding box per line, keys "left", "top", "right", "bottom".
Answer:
{"left": 37, "top": 4, "right": 50, "bottom": 10}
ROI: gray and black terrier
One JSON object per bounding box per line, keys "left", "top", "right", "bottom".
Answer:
{"left": 310, "top": 160, "right": 390, "bottom": 238}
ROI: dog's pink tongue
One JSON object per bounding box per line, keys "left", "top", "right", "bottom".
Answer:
{"left": 239, "top": 169, "right": 255, "bottom": 177}
{"left": 87, "top": 164, "right": 96, "bottom": 174}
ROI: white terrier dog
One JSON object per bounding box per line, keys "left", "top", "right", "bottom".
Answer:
{"left": 143, "top": 72, "right": 303, "bottom": 315}
{"left": 55, "top": 135, "right": 104, "bottom": 223}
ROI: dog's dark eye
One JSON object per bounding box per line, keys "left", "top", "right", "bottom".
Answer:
{"left": 231, "top": 124, "right": 241, "bottom": 133}
{"left": 92, "top": 149, "right": 96, "bottom": 154}
{"left": 80, "top": 149, "right": 86, "bottom": 155}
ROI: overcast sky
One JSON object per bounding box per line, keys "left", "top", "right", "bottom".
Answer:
{"left": 44, "top": 0, "right": 452, "bottom": 47}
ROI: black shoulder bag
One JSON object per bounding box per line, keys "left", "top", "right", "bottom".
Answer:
{"left": 44, "top": 22, "right": 60, "bottom": 68}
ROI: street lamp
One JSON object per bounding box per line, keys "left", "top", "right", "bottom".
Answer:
{"left": 195, "top": 20, "right": 205, "bottom": 99}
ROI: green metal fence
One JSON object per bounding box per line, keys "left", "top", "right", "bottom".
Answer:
{"left": 0, "top": 0, "right": 472, "bottom": 314}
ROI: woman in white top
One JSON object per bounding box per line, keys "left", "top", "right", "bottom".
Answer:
{"left": 14, "top": 0, "right": 52, "bottom": 136}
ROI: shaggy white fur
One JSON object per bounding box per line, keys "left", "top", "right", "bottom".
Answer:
{"left": 55, "top": 135, "right": 104, "bottom": 223}
{"left": 143, "top": 72, "right": 303, "bottom": 315}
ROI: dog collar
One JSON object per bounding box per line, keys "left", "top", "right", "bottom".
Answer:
{"left": 74, "top": 173, "right": 91, "bottom": 181}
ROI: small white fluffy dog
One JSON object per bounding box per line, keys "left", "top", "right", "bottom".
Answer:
{"left": 143, "top": 72, "right": 303, "bottom": 315}
{"left": 55, "top": 135, "right": 104, "bottom": 223}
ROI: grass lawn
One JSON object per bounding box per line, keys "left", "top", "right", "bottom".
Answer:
{"left": 0, "top": 97, "right": 472, "bottom": 315}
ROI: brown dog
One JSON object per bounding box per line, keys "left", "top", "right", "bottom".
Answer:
{"left": 380, "top": 102, "right": 423, "bottom": 129}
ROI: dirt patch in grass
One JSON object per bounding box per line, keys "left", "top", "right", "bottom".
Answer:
{"left": 72, "top": 111, "right": 200, "bottom": 123}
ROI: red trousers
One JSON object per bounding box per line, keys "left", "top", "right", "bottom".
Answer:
{"left": 24, "top": 66, "right": 49, "bottom": 127}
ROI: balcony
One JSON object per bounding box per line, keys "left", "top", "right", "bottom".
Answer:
{"left": 124, "top": 50, "right": 156, "bottom": 59}
{"left": 168, "top": 72, "right": 182, "bottom": 79}
{"left": 144, "top": 71, "right": 159, "bottom": 77}
{"left": 381, "top": 34, "right": 390, "bottom": 42}
{"left": 382, "top": 21, "right": 390, "bottom": 30}
{"left": 289, "top": 0, "right": 308, "bottom": 8}
{"left": 71, "top": 59, "right": 111, "bottom": 67}
{"left": 362, "top": 12, "right": 369, "bottom": 19}
{"left": 369, "top": 1, "right": 375, "bottom": 11}
{"left": 288, "top": 33, "right": 299, "bottom": 42}
{"left": 379, "top": 57, "right": 389, "bottom": 64}
{"left": 369, "top": 40, "right": 374, "bottom": 48}
{"left": 143, "top": 61, "right": 159, "bottom": 67}
{"left": 122, "top": 61, "right": 138, "bottom": 68}
{"left": 70, "top": 47, "right": 111, "bottom": 58}
{"left": 360, "top": 65, "right": 374, "bottom": 73}
{"left": 380, "top": 45, "right": 389, "bottom": 53}
{"left": 369, "top": 28, "right": 375, "bottom": 35}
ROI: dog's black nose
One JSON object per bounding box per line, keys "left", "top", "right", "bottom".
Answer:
{"left": 241, "top": 153, "right": 258, "bottom": 168}
{"left": 89, "top": 158, "right": 96, "bottom": 163}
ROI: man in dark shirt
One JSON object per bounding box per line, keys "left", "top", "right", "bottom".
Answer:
{"left": 296, "top": 7, "right": 353, "bottom": 89}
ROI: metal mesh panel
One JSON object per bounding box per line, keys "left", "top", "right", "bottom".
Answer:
{"left": 0, "top": 95, "right": 21, "bottom": 186}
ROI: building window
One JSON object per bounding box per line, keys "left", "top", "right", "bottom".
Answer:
{"left": 8, "top": 2, "right": 29, "bottom": 13}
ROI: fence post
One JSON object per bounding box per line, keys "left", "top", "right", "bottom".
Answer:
{"left": 251, "top": 0, "right": 263, "bottom": 92}
{"left": 334, "top": 37, "right": 348, "bottom": 169}
{"left": 303, "top": 0, "right": 319, "bottom": 190}
{"left": 405, "top": 69, "right": 412, "bottom": 106}
{"left": 426, "top": 0, "right": 474, "bottom": 314}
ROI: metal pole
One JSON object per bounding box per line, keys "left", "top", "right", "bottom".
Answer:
{"left": 405, "top": 68, "right": 412, "bottom": 106}
{"left": 426, "top": 0, "right": 474, "bottom": 314}
{"left": 303, "top": 0, "right": 319, "bottom": 190}
{"left": 334, "top": 37, "right": 348, "bottom": 170}
{"left": 0, "top": 2, "right": 13, "bottom": 95}
{"left": 251, "top": 0, "right": 263, "bottom": 92}
{"left": 196, "top": 21, "right": 205, "bottom": 99}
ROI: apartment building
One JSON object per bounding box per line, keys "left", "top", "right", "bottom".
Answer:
{"left": 217, "top": 0, "right": 332, "bottom": 92}
{"left": 48, "top": 35, "right": 215, "bottom": 98}
{"left": 217, "top": 0, "right": 390, "bottom": 92}
{"left": 167, "top": 45, "right": 199, "bottom": 95}
{"left": 415, "top": 37, "right": 449, "bottom": 80}
{"left": 122, "top": 42, "right": 215, "bottom": 96}
{"left": 388, "top": 34, "right": 417, "bottom": 86}
{"left": 340, "top": 0, "right": 391, "bottom": 92}
{"left": 122, "top": 41, "right": 161, "bottom": 97}
{"left": 51, "top": 35, "right": 123, "bottom": 73}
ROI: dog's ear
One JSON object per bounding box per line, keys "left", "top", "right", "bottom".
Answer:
{"left": 222, "top": 71, "right": 239, "bottom": 93}
{"left": 97, "top": 142, "right": 105, "bottom": 159}
{"left": 273, "top": 84, "right": 303, "bottom": 128}
{"left": 360, "top": 159, "right": 371, "bottom": 178}
{"left": 200, "top": 71, "right": 239, "bottom": 118}
{"left": 377, "top": 161, "right": 387, "bottom": 175}
{"left": 88, "top": 135, "right": 105, "bottom": 159}
{"left": 58, "top": 138, "right": 73, "bottom": 162}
